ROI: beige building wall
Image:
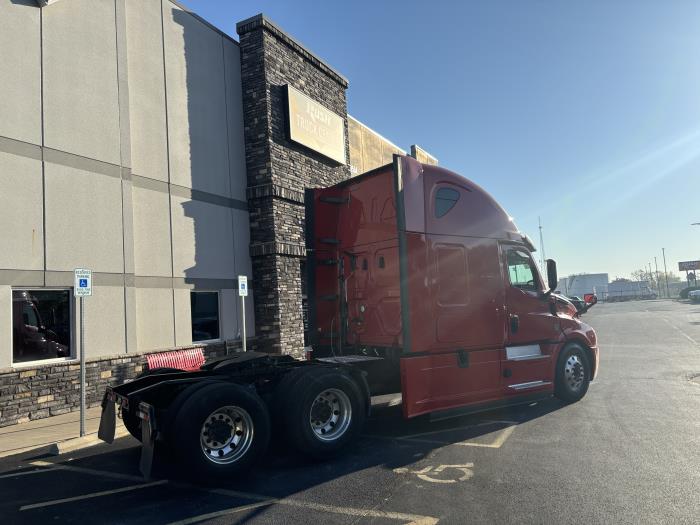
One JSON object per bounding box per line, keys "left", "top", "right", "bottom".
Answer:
{"left": 348, "top": 115, "right": 438, "bottom": 177}
{"left": 0, "top": 0, "right": 251, "bottom": 369}
{"left": 410, "top": 144, "right": 439, "bottom": 166}
{"left": 42, "top": 0, "right": 122, "bottom": 165}
{"left": 348, "top": 115, "right": 405, "bottom": 176}
{"left": 0, "top": 1, "right": 41, "bottom": 145}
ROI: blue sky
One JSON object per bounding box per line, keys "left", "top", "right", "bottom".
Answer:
{"left": 183, "top": 0, "right": 700, "bottom": 280}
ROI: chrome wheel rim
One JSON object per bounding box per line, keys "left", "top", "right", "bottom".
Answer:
{"left": 199, "top": 406, "right": 254, "bottom": 465}
{"left": 309, "top": 388, "right": 352, "bottom": 442}
{"left": 564, "top": 354, "right": 585, "bottom": 392}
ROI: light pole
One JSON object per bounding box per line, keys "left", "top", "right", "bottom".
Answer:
{"left": 662, "top": 248, "right": 670, "bottom": 298}
{"left": 693, "top": 224, "right": 700, "bottom": 287}
{"left": 654, "top": 257, "right": 660, "bottom": 298}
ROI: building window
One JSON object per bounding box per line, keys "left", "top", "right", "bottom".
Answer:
{"left": 435, "top": 187, "right": 460, "bottom": 218}
{"left": 191, "top": 291, "right": 220, "bottom": 342}
{"left": 12, "top": 290, "right": 71, "bottom": 364}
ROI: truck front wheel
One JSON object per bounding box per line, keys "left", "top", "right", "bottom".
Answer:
{"left": 555, "top": 343, "right": 591, "bottom": 403}
{"left": 171, "top": 383, "right": 270, "bottom": 478}
{"left": 281, "top": 368, "right": 367, "bottom": 460}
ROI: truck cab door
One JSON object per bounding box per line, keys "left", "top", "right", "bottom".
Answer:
{"left": 501, "top": 245, "right": 559, "bottom": 394}
{"left": 400, "top": 235, "right": 505, "bottom": 419}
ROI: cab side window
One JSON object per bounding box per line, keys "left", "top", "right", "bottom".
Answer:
{"left": 507, "top": 249, "right": 539, "bottom": 291}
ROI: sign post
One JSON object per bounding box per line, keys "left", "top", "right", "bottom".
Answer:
{"left": 238, "top": 276, "right": 248, "bottom": 352}
{"left": 74, "top": 268, "right": 92, "bottom": 437}
{"left": 678, "top": 260, "right": 700, "bottom": 287}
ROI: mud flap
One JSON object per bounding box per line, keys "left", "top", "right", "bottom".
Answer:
{"left": 139, "top": 410, "right": 155, "bottom": 479}
{"left": 97, "top": 393, "right": 116, "bottom": 444}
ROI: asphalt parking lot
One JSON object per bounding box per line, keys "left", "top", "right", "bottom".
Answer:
{"left": 2, "top": 300, "right": 699, "bottom": 524}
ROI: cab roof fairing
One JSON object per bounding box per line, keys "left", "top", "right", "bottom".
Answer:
{"left": 399, "top": 155, "right": 523, "bottom": 242}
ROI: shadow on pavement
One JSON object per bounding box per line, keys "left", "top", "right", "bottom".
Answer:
{"left": 54, "top": 396, "right": 566, "bottom": 495}
{"left": 0, "top": 396, "right": 570, "bottom": 524}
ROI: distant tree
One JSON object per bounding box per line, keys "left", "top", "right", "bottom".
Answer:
{"left": 661, "top": 272, "right": 681, "bottom": 283}
{"left": 630, "top": 269, "right": 681, "bottom": 296}
{"left": 630, "top": 269, "right": 651, "bottom": 282}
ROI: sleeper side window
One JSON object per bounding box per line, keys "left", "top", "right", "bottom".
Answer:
{"left": 434, "top": 187, "right": 460, "bottom": 218}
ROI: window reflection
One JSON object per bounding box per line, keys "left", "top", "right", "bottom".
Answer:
{"left": 12, "top": 290, "right": 71, "bottom": 363}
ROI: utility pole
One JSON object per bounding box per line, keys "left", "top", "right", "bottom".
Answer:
{"left": 662, "top": 248, "right": 670, "bottom": 298}
{"left": 648, "top": 263, "right": 653, "bottom": 292}
{"left": 654, "top": 257, "right": 660, "bottom": 298}
{"left": 538, "top": 216, "right": 546, "bottom": 271}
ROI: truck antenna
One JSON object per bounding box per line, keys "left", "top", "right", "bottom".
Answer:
{"left": 538, "top": 216, "right": 546, "bottom": 270}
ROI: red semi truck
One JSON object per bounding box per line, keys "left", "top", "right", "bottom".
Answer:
{"left": 98, "top": 155, "right": 599, "bottom": 478}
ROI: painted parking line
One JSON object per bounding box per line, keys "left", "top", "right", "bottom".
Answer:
{"left": 29, "top": 460, "right": 144, "bottom": 482}
{"left": 190, "top": 487, "right": 439, "bottom": 525}
{"left": 0, "top": 468, "right": 56, "bottom": 480}
{"left": 662, "top": 318, "right": 699, "bottom": 346}
{"left": 366, "top": 420, "right": 518, "bottom": 449}
{"left": 0, "top": 460, "right": 144, "bottom": 481}
{"left": 19, "top": 480, "right": 168, "bottom": 511}
{"left": 21, "top": 459, "right": 439, "bottom": 524}
{"left": 399, "top": 421, "right": 517, "bottom": 448}
{"left": 166, "top": 500, "right": 277, "bottom": 524}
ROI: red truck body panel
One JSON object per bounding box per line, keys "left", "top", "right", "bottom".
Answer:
{"left": 307, "top": 155, "right": 598, "bottom": 418}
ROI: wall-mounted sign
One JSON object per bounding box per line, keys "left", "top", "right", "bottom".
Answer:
{"left": 286, "top": 84, "right": 346, "bottom": 164}
{"left": 74, "top": 268, "right": 92, "bottom": 297}
{"left": 678, "top": 260, "right": 700, "bottom": 271}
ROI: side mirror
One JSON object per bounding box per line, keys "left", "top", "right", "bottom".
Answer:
{"left": 546, "top": 259, "right": 557, "bottom": 291}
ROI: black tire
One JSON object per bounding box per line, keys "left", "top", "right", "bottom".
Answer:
{"left": 555, "top": 343, "right": 591, "bottom": 403}
{"left": 122, "top": 367, "right": 181, "bottom": 441}
{"left": 270, "top": 367, "right": 315, "bottom": 429}
{"left": 170, "top": 382, "right": 270, "bottom": 478}
{"left": 280, "top": 367, "right": 367, "bottom": 460}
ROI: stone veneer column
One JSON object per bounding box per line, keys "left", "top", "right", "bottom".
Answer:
{"left": 236, "top": 14, "right": 350, "bottom": 356}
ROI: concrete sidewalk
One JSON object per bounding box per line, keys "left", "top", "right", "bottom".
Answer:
{"left": 0, "top": 407, "right": 128, "bottom": 458}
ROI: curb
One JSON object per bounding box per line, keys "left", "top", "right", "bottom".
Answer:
{"left": 0, "top": 425, "right": 130, "bottom": 459}
{"left": 49, "top": 427, "right": 129, "bottom": 455}
{"left": 0, "top": 444, "right": 53, "bottom": 460}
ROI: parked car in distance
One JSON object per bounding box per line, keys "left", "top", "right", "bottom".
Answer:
{"left": 568, "top": 296, "right": 585, "bottom": 310}
{"left": 689, "top": 289, "right": 700, "bottom": 303}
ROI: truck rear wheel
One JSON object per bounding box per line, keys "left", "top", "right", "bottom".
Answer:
{"left": 122, "top": 367, "right": 181, "bottom": 441}
{"left": 171, "top": 382, "right": 270, "bottom": 478}
{"left": 555, "top": 343, "right": 590, "bottom": 403}
{"left": 280, "top": 368, "right": 366, "bottom": 460}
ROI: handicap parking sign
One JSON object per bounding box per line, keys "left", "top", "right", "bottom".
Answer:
{"left": 74, "top": 269, "right": 92, "bottom": 297}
